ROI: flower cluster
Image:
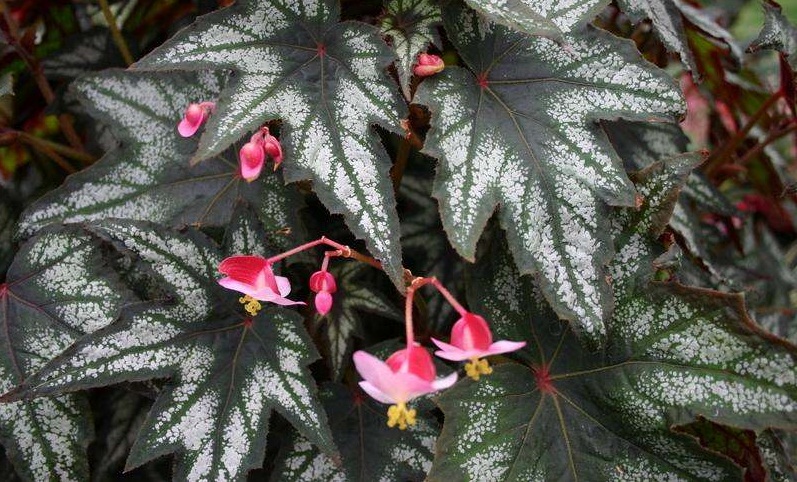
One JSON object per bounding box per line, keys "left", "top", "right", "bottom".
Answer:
{"left": 214, "top": 238, "right": 525, "bottom": 430}
{"left": 178, "top": 105, "right": 283, "bottom": 183}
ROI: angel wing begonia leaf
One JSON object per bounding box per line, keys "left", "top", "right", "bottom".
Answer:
{"left": 749, "top": 1, "right": 797, "bottom": 70}
{"left": 615, "top": 0, "right": 743, "bottom": 75}
{"left": 311, "top": 262, "right": 400, "bottom": 379}
{"left": 381, "top": 0, "right": 442, "bottom": 100}
{"left": 417, "top": 4, "right": 684, "bottom": 343}
{"left": 429, "top": 157, "right": 797, "bottom": 481}
{"left": 18, "top": 70, "right": 300, "bottom": 249}
{"left": 274, "top": 383, "right": 438, "bottom": 481}
{"left": 463, "top": 0, "right": 608, "bottom": 38}
{"left": 4, "top": 219, "right": 334, "bottom": 481}
{"left": 0, "top": 227, "right": 131, "bottom": 481}
{"left": 133, "top": 0, "right": 407, "bottom": 288}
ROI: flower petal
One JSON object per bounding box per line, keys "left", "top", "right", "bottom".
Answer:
{"left": 218, "top": 277, "right": 258, "bottom": 297}
{"left": 431, "top": 372, "right": 458, "bottom": 391}
{"left": 353, "top": 350, "right": 396, "bottom": 397}
{"left": 431, "top": 338, "right": 473, "bottom": 362}
{"left": 358, "top": 381, "right": 394, "bottom": 404}
{"left": 275, "top": 275, "right": 292, "bottom": 297}
{"left": 218, "top": 256, "right": 269, "bottom": 285}
{"left": 485, "top": 340, "right": 527, "bottom": 356}
{"left": 177, "top": 118, "right": 200, "bottom": 137}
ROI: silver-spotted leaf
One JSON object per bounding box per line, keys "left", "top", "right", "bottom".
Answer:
{"left": 417, "top": 4, "right": 684, "bottom": 343}
{"left": 757, "top": 429, "right": 796, "bottom": 481}
{"left": 6, "top": 220, "right": 334, "bottom": 481}
{"left": 381, "top": 0, "right": 442, "bottom": 100}
{"left": 605, "top": 120, "right": 733, "bottom": 275}
{"left": 429, "top": 158, "right": 797, "bottom": 481}
{"left": 616, "top": 0, "right": 743, "bottom": 75}
{"left": 274, "top": 383, "right": 438, "bottom": 481}
{"left": 42, "top": 27, "right": 131, "bottom": 79}
{"left": 463, "top": 0, "right": 608, "bottom": 38}
{"left": 135, "top": 0, "right": 407, "bottom": 288}
{"left": 749, "top": 1, "right": 797, "bottom": 69}
{"left": 0, "top": 227, "right": 130, "bottom": 481}
{"left": 311, "top": 262, "right": 400, "bottom": 379}
{"left": 18, "top": 70, "right": 300, "bottom": 249}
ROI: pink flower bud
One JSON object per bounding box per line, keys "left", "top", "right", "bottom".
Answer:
{"left": 314, "top": 291, "right": 333, "bottom": 315}
{"left": 262, "top": 130, "right": 283, "bottom": 169}
{"left": 309, "top": 270, "right": 337, "bottom": 315}
{"left": 309, "top": 270, "right": 337, "bottom": 293}
{"left": 239, "top": 141, "right": 265, "bottom": 182}
{"left": 177, "top": 102, "right": 215, "bottom": 137}
{"left": 413, "top": 53, "right": 444, "bottom": 77}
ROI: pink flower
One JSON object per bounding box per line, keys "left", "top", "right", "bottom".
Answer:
{"left": 177, "top": 101, "right": 215, "bottom": 137}
{"left": 237, "top": 127, "right": 283, "bottom": 181}
{"left": 262, "top": 130, "right": 283, "bottom": 169}
{"left": 217, "top": 255, "right": 303, "bottom": 314}
{"left": 413, "top": 53, "right": 444, "bottom": 77}
{"left": 354, "top": 345, "right": 457, "bottom": 429}
{"left": 432, "top": 312, "right": 526, "bottom": 380}
{"left": 239, "top": 139, "right": 265, "bottom": 182}
{"left": 309, "top": 270, "right": 337, "bottom": 315}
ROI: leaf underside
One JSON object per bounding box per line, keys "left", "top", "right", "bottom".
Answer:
{"left": 429, "top": 157, "right": 797, "bottom": 481}
{"left": 134, "top": 0, "right": 408, "bottom": 288}
{"left": 11, "top": 218, "right": 333, "bottom": 481}
{"left": 417, "top": 3, "right": 684, "bottom": 344}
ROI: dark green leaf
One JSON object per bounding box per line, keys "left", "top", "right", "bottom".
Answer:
{"left": 7, "top": 220, "right": 334, "bottom": 481}
{"left": 417, "top": 4, "right": 684, "bottom": 343}
{"left": 274, "top": 383, "right": 438, "bottom": 481}
{"left": 0, "top": 227, "right": 131, "bottom": 481}
{"left": 135, "top": 0, "right": 408, "bottom": 288}
{"left": 429, "top": 157, "right": 797, "bottom": 480}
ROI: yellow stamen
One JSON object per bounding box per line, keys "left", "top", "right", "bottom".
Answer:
{"left": 386, "top": 402, "right": 417, "bottom": 430}
{"left": 239, "top": 295, "right": 262, "bottom": 316}
{"left": 465, "top": 358, "right": 493, "bottom": 381}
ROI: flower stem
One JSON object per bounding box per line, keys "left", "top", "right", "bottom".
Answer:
{"left": 403, "top": 276, "right": 468, "bottom": 346}
{"left": 704, "top": 90, "right": 783, "bottom": 175}
{"left": 266, "top": 236, "right": 382, "bottom": 271}
{"left": 98, "top": 0, "right": 135, "bottom": 66}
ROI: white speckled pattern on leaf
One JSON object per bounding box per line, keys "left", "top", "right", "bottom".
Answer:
{"left": 134, "top": 0, "right": 407, "bottom": 288}
{"left": 9, "top": 220, "right": 333, "bottom": 482}
{"left": 417, "top": 5, "right": 684, "bottom": 343}
{"left": 429, "top": 158, "right": 797, "bottom": 481}
{"left": 0, "top": 228, "right": 130, "bottom": 481}
{"left": 18, "top": 70, "right": 299, "bottom": 242}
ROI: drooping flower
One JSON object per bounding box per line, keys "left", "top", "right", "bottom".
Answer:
{"left": 237, "top": 127, "right": 284, "bottom": 181}
{"left": 262, "top": 129, "right": 283, "bottom": 169}
{"left": 309, "top": 270, "right": 337, "bottom": 315}
{"left": 354, "top": 345, "right": 457, "bottom": 429}
{"left": 432, "top": 312, "right": 526, "bottom": 381}
{"left": 217, "top": 255, "right": 303, "bottom": 314}
{"left": 177, "top": 101, "right": 215, "bottom": 137}
{"left": 413, "top": 53, "right": 445, "bottom": 77}
{"left": 239, "top": 137, "right": 266, "bottom": 182}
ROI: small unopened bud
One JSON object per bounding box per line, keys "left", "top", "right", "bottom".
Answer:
{"left": 309, "top": 270, "right": 337, "bottom": 316}
{"left": 413, "top": 53, "right": 444, "bottom": 77}
{"left": 177, "top": 102, "right": 215, "bottom": 137}
{"left": 239, "top": 141, "right": 265, "bottom": 182}
{"left": 262, "top": 129, "right": 283, "bottom": 169}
